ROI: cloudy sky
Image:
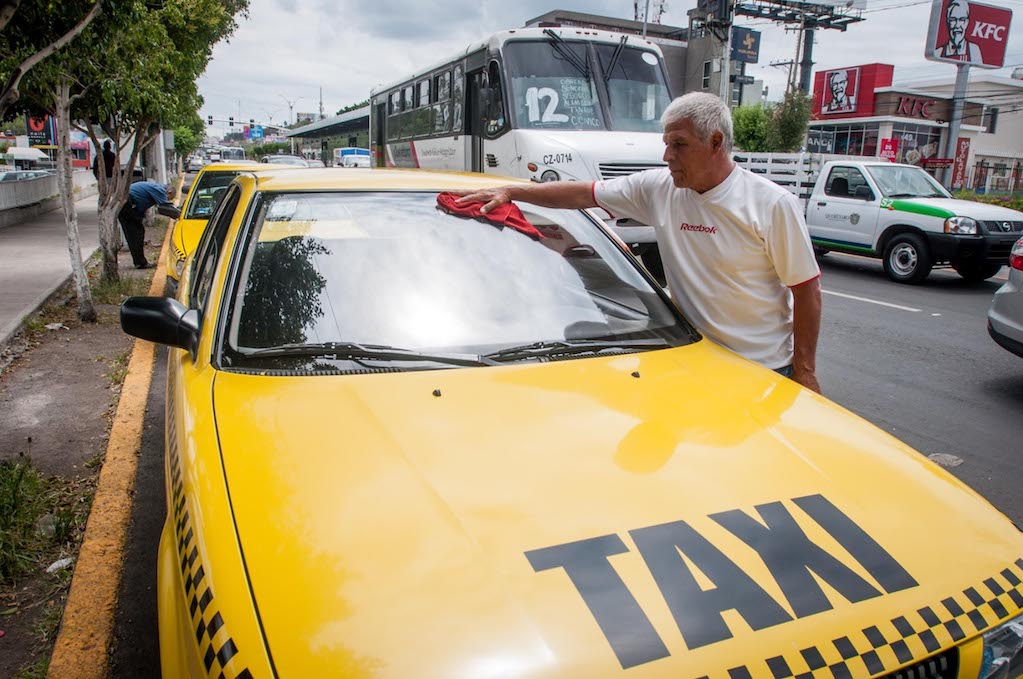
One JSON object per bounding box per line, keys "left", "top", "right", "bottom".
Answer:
{"left": 197, "top": 0, "right": 1023, "bottom": 135}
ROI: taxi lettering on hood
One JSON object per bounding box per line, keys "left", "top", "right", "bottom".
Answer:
{"left": 525, "top": 494, "right": 917, "bottom": 669}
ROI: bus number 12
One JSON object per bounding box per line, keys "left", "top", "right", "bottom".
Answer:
{"left": 525, "top": 87, "right": 569, "bottom": 124}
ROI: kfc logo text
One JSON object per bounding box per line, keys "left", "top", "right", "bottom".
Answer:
{"left": 971, "top": 22, "right": 1006, "bottom": 39}
{"left": 680, "top": 222, "right": 718, "bottom": 235}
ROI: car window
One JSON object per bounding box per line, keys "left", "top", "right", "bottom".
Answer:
{"left": 221, "top": 192, "right": 694, "bottom": 370}
{"left": 189, "top": 185, "right": 242, "bottom": 315}
{"left": 824, "top": 167, "right": 868, "bottom": 198}
{"left": 183, "top": 171, "right": 240, "bottom": 219}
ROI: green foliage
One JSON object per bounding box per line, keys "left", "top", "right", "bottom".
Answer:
{"left": 732, "top": 105, "right": 771, "bottom": 152}
{"left": 173, "top": 111, "right": 204, "bottom": 158}
{"left": 252, "top": 141, "right": 289, "bottom": 157}
{"left": 953, "top": 189, "right": 1023, "bottom": 211}
{"left": 768, "top": 90, "right": 811, "bottom": 153}
{"left": 0, "top": 459, "right": 45, "bottom": 582}
{"left": 336, "top": 98, "right": 369, "bottom": 115}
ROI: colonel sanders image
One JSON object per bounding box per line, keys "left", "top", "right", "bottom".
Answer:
{"left": 934, "top": 0, "right": 983, "bottom": 62}
{"left": 824, "top": 70, "right": 856, "bottom": 113}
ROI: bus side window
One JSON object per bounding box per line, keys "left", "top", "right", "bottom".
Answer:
{"left": 452, "top": 65, "right": 464, "bottom": 133}
{"left": 485, "top": 61, "right": 507, "bottom": 138}
{"left": 402, "top": 86, "right": 414, "bottom": 112}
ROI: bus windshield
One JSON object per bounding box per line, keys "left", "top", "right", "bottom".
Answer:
{"left": 503, "top": 39, "right": 669, "bottom": 133}
{"left": 595, "top": 45, "right": 670, "bottom": 133}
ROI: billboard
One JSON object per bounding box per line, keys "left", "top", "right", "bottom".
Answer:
{"left": 820, "top": 67, "right": 860, "bottom": 115}
{"left": 926, "top": 0, "right": 1012, "bottom": 68}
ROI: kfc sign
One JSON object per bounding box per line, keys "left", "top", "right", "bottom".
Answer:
{"left": 926, "top": 0, "right": 1013, "bottom": 68}
{"left": 820, "top": 67, "right": 860, "bottom": 115}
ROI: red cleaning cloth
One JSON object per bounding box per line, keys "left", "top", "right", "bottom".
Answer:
{"left": 436, "top": 192, "right": 545, "bottom": 241}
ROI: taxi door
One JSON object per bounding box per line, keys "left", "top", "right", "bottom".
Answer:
{"left": 807, "top": 165, "right": 881, "bottom": 250}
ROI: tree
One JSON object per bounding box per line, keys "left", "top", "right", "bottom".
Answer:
{"left": 336, "top": 98, "right": 369, "bottom": 115}
{"left": 0, "top": 0, "right": 102, "bottom": 118}
{"left": 732, "top": 104, "right": 770, "bottom": 152}
{"left": 172, "top": 111, "right": 204, "bottom": 159}
{"left": 768, "top": 90, "right": 811, "bottom": 153}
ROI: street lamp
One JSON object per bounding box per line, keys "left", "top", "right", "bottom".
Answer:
{"left": 278, "top": 94, "right": 303, "bottom": 154}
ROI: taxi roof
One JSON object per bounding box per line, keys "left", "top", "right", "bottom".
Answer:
{"left": 246, "top": 167, "right": 531, "bottom": 192}
{"left": 197, "top": 160, "right": 263, "bottom": 172}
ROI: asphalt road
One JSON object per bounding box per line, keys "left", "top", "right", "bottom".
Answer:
{"left": 814, "top": 253, "right": 1023, "bottom": 525}
{"left": 108, "top": 251, "right": 1023, "bottom": 677}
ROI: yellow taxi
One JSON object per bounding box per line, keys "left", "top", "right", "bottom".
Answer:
{"left": 122, "top": 168, "right": 1023, "bottom": 679}
{"left": 167, "top": 161, "right": 262, "bottom": 282}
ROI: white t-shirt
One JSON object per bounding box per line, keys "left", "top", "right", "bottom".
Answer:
{"left": 593, "top": 165, "right": 820, "bottom": 369}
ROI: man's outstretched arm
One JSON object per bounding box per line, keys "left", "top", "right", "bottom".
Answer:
{"left": 453, "top": 181, "right": 598, "bottom": 214}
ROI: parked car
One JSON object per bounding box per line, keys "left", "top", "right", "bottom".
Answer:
{"left": 259, "top": 154, "right": 308, "bottom": 167}
{"left": 122, "top": 168, "right": 1023, "bottom": 679}
{"left": 164, "top": 161, "right": 261, "bottom": 284}
{"left": 0, "top": 170, "right": 52, "bottom": 181}
{"left": 340, "top": 155, "right": 371, "bottom": 168}
{"left": 988, "top": 235, "right": 1023, "bottom": 357}
{"left": 186, "top": 156, "right": 206, "bottom": 172}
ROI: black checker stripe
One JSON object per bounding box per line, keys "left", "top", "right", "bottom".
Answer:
{"left": 730, "top": 557, "right": 1023, "bottom": 679}
{"left": 168, "top": 392, "right": 252, "bottom": 679}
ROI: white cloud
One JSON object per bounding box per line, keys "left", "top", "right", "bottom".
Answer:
{"left": 198, "top": 0, "right": 1023, "bottom": 134}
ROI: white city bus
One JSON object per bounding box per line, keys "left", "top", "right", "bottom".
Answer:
{"left": 369, "top": 26, "right": 673, "bottom": 264}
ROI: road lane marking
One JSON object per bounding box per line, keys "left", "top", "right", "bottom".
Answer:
{"left": 822, "top": 289, "right": 921, "bottom": 312}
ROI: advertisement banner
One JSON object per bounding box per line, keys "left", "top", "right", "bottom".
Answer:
{"left": 731, "top": 27, "right": 761, "bottom": 63}
{"left": 26, "top": 115, "right": 56, "bottom": 146}
{"left": 926, "top": 0, "right": 1012, "bottom": 68}
{"left": 807, "top": 129, "right": 836, "bottom": 154}
{"left": 821, "top": 67, "right": 860, "bottom": 115}
{"left": 879, "top": 138, "right": 900, "bottom": 162}
{"left": 951, "top": 138, "right": 972, "bottom": 188}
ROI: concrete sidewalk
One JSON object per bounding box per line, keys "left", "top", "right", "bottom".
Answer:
{"left": 0, "top": 197, "right": 101, "bottom": 347}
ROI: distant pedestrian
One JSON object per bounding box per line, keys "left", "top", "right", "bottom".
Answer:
{"left": 118, "top": 181, "right": 175, "bottom": 269}
{"left": 92, "top": 140, "right": 116, "bottom": 180}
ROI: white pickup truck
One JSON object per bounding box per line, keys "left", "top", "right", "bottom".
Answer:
{"left": 804, "top": 160, "right": 1023, "bottom": 283}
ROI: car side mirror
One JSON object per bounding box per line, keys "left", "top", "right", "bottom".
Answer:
{"left": 854, "top": 185, "right": 874, "bottom": 200}
{"left": 157, "top": 204, "right": 181, "bottom": 219}
{"left": 120, "top": 296, "right": 199, "bottom": 359}
{"left": 181, "top": 184, "right": 190, "bottom": 196}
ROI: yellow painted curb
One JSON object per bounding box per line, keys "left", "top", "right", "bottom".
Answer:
{"left": 47, "top": 219, "right": 174, "bottom": 679}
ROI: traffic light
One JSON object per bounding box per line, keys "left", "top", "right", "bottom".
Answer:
{"left": 249, "top": 118, "right": 254, "bottom": 125}
{"left": 229, "top": 116, "right": 234, "bottom": 127}
{"left": 207, "top": 115, "right": 212, "bottom": 126}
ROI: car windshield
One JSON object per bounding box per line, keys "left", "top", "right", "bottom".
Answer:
{"left": 222, "top": 192, "right": 695, "bottom": 371}
{"left": 866, "top": 165, "right": 951, "bottom": 199}
{"left": 184, "top": 171, "right": 241, "bottom": 220}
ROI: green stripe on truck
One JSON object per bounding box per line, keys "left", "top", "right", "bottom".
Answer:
{"left": 879, "top": 199, "right": 955, "bottom": 219}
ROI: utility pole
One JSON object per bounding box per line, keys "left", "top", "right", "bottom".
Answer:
{"left": 716, "top": 0, "right": 734, "bottom": 106}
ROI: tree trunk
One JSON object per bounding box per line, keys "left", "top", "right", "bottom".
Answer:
{"left": 55, "top": 80, "right": 96, "bottom": 322}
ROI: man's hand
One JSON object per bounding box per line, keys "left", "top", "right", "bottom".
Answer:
{"left": 791, "top": 366, "right": 821, "bottom": 394}
{"left": 451, "top": 188, "right": 513, "bottom": 214}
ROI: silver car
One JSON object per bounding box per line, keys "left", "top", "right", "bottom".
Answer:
{"left": 988, "top": 236, "right": 1023, "bottom": 357}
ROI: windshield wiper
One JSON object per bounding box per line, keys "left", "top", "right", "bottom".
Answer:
{"left": 484, "top": 338, "right": 671, "bottom": 362}
{"left": 603, "top": 36, "right": 628, "bottom": 85}
{"left": 543, "top": 29, "right": 590, "bottom": 78}
{"left": 238, "top": 341, "right": 498, "bottom": 367}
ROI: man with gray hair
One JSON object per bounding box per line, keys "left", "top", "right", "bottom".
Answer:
{"left": 454, "top": 92, "right": 822, "bottom": 392}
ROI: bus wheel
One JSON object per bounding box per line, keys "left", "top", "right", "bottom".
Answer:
{"left": 883, "top": 233, "right": 933, "bottom": 284}
{"left": 642, "top": 246, "right": 666, "bottom": 286}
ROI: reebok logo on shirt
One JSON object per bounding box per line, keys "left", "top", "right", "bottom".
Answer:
{"left": 680, "top": 222, "right": 717, "bottom": 235}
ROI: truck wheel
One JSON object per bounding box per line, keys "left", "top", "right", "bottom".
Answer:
{"left": 882, "top": 233, "right": 933, "bottom": 284}
{"left": 952, "top": 261, "right": 1003, "bottom": 283}
{"left": 813, "top": 245, "right": 830, "bottom": 257}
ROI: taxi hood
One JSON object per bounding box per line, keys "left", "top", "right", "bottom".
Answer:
{"left": 212, "top": 342, "right": 1023, "bottom": 678}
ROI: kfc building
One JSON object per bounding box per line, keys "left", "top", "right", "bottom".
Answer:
{"left": 808, "top": 63, "right": 1023, "bottom": 190}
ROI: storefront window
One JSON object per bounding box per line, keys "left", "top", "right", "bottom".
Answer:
{"left": 810, "top": 122, "right": 879, "bottom": 156}
{"left": 891, "top": 123, "right": 941, "bottom": 167}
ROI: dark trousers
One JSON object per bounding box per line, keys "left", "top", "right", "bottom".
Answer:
{"left": 117, "top": 202, "right": 147, "bottom": 267}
